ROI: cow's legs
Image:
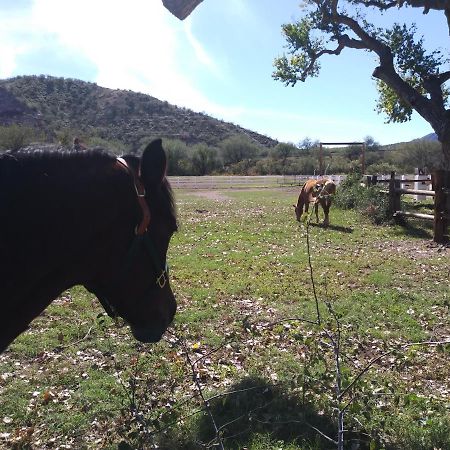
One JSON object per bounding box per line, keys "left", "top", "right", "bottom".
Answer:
{"left": 322, "top": 200, "right": 331, "bottom": 227}
{"left": 314, "top": 202, "right": 320, "bottom": 222}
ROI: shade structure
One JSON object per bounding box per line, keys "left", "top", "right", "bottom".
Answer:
{"left": 162, "top": 0, "right": 204, "bottom": 19}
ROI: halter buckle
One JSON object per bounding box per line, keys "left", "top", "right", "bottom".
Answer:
{"left": 156, "top": 270, "right": 168, "bottom": 289}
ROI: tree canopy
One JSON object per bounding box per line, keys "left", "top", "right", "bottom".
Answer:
{"left": 273, "top": 0, "right": 450, "bottom": 168}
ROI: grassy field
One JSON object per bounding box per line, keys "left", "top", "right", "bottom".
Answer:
{"left": 0, "top": 187, "right": 449, "bottom": 449}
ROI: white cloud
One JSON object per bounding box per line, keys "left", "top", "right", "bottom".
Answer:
{"left": 0, "top": 0, "right": 259, "bottom": 130}
{"left": 0, "top": 0, "right": 228, "bottom": 113}
{"left": 0, "top": 10, "right": 35, "bottom": 77}
{"left": 183, "top": 20, "right": 223, "bottom": 80}
{"left": 0, "top": 44, "right": 18, "bottom": 78}
{"left": 30, "top": 0, "right": 178, "bottom": 85}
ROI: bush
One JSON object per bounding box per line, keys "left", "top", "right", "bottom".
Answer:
{"left": 335, "top": 174, "right": 392, "bottom": 224}
{"left": 365, "top": 161, "right": 399, "bottom": 175}
{"left": 219, "top": 135, "right": 262, "bottom": 166}
{"left": 190, "top": 144, "right": 220, "bottom": 175}
{"left": 0, "top": 124, "right": 43, "bottom": 151}
{"left": 86, "top": 136, "right": 131, "bottom": 154}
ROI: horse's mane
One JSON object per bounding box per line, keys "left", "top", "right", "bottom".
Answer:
{"left": 0, "top": 147, "right": 177, "bottom": 229}
{"left": 0, "top": 147, "right": 115, "bottom": 172}
{"left": 0, "top": 147, "right": 114, "bottom": 164}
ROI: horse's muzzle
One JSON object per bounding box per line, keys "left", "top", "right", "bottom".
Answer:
{"left": 130, "top": 324, "right": 169, "bottom": 343}
{"left": 130, "top": 299, "right": 176, "bottom": 343}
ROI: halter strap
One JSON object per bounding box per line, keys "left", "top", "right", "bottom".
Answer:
{"left": 116, "top": 156, "right": 168, "bottom": 288}
{"left": 87, "top": 158, "right": 168, "bottom": 319}
{"left": 116, "top": 157, "right": 151, "bottom": 235}
{"left": 122, "top": 234, "right": 169, "bottom": 289}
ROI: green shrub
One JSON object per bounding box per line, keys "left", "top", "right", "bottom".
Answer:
{"left": 0, "top": 124, "right": 43, "bottom": 151}
{"left": 219, "top": 135, "right": 262, "bottom": 166}
{"left": 365, "top": 161, "right": 399, "bottom": 175}
{"left": 335, "top": 174, "right": 392, "bottom": 224}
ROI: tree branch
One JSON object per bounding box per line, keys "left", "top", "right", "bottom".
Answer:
{"left": 358, "top": 0, "right": 401, "bottom": 9}
{"left": 359, "top": 0, "right": 450, "bottom": 34}
{"left": 298, "top": 43, "right": 347, "bottom": 82}
{"left": 360, "top": 0, "right": 450, "bottom": 12}
{"left": 423, "top": 72, "right": 450, "bottom": 110}
{"left": 401, "top": 0, "right": 450, "bottom": 12}
{"left": 325, "top": 5, "right": 447, "bottom": 131}
{"left": 179, "top": 336, "right": 225, "bottom": 450}
{"left": 373, "top": 63, "right": 445, "bottom": 130}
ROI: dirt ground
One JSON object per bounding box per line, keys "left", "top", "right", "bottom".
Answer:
{"left": 189, "top": 190, "right": 233, "bottom": 201}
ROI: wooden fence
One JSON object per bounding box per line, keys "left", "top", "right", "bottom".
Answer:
{"left": 367, "top": 171, "right": 450, "bottom": 243}
{"left": 167, "top": 174, "right": 345, "bottom": 190}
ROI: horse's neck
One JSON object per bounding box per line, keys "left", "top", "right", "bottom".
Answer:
{"left": 0, "top": 159, "right": 134, "bottom": 299}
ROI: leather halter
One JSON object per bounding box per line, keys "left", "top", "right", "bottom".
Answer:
{"left": 91, "top": 157, "right": 169, "bottom": 319}
{"left": 116, "top": 157, "right": 151, "bottom": 235}
{"left": 115, "top": 156, "right": 169, "bottom": 289}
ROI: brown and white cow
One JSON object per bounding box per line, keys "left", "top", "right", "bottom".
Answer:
{"left": 293, "top": 178, "right": 336, "bottom": 226}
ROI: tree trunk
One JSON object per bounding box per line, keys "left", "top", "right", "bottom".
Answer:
{"left": 441, "top": 140, "right": 450, "bottom": 170}
{"left": 438, "top": 114, "right": 450, "bottom": 169}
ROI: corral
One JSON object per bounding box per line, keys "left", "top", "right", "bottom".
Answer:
{"left": 0, "top": 183, "right": 449, "bottom": 449}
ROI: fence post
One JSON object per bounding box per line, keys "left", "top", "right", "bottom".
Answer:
{"left": 401, "top": 174, "right": 407, "bottom": 190}
{"left": 319, "top": 143, "right": 324, "bottom": 176}
{"left": 361, "top": 143, "right": 366, "bottom": 175}
{"left": 365, "top": 174, "right": 377, "bottom": 186}
{"left": 432, "top": 170, "right": 450, "bottom": 243}
{"left": 389, "top": 171, "right": 395, "bottom": 216}
{"left": 414, "top": 168, "right": 428, "bottom": 201}
{"left": 389, "top": 172, "right": 402, "bottom": 222}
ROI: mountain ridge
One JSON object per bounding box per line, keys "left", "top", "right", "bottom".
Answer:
{"left": 0, "top": 75, "right": 279, "bottom": 150}
{"left": 419, "top": 133, "right": 438, "bottom": 141}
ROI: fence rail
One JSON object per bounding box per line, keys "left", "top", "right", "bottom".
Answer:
{"left": 379, "top": 171, "right": 450, "bottom": 244}
{"left": 168, "top": 174, "right": 345, "bottom": 190}
{"left": 396, "top": 187, "right": 435, "bottom": 197}
{"left": 366, "top": 173, "right": 433, "bottom": 201}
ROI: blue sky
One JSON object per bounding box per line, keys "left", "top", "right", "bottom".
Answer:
{"left": 0, "top": 0, "right": 448, "bottom": 145}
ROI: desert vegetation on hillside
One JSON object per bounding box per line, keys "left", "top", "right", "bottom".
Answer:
{"left": 0, "top": 121, "right": 442, "bottom": 176}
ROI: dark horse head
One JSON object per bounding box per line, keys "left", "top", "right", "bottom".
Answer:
{"left": 0, "top": 139, "right": 177, "bottom": 353}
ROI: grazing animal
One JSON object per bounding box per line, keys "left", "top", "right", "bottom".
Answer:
{"left": 0, "top": 139, "right": 177, "bottom": 353}
{"left": 293, "top": 178, "right": 336, "bottom": 226}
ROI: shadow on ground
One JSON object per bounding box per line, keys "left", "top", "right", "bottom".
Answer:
{"left": 394, "top": 219, "right": 434, "bottom": 240}
{"left": 118, "top": 374, "right": 449, "bottom": 450}
{"left": 156, "top": 376, "right": 356, "bottom": 449}
{"left": 309, "top": 222, "right": 354, "bottom": 233}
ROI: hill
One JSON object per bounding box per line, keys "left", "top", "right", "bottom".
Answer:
{"left": 419, "top": 133, "right": 438, "bottom": 141}
{"left": 0, "top": 75, "right": 278, "bottom": 150}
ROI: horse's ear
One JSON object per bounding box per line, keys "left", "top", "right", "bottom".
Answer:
{"left": 140, "top": 139, "right": 167, "bottom": 187}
